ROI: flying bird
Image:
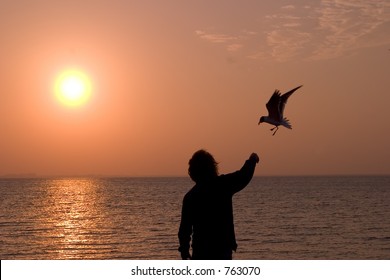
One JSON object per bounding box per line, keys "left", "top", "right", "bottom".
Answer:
{"left": 258, "top": 85, "right": 302, "bottom": 135}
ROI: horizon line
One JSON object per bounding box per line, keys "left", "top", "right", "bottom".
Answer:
{"left": 1, "top": 173, "right": 389, "bottom": 179}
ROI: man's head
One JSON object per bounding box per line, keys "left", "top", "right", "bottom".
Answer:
{"left": 188, "top": 149, "right": 219, "bottom": 183}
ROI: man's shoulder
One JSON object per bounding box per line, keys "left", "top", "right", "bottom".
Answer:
{"left": 183, "top": 185, "right": 198, "bottom": 199}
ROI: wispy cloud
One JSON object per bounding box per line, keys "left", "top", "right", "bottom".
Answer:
{"left": 281, "top": 5, "right": 295, "bottom": 10}
{"left": 195, "top": 29, "right": 256, "bottom": 53}
{"left": 267, "top": 30, "right": 311, "bottom": 62}
{"left": 262, "top": 5, "right": 314, "bottom": 61}
{"left": 310, "top": 0, "right": 390, "bottom": 59}
{"left": 227, "top": 43, "right": 243, "bottom": 52}
{"left": 195, "top": 0, "right": 390, "bottom": 62}
{"left": 195, "top": 30, "right": 237, "bottom": 44}
{"left": 264, "top": 0, "right": 390, "bottom": 61}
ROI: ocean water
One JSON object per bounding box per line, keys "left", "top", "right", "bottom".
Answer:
{"left": 0, "top": 176, "right": 389, "bottom": 260}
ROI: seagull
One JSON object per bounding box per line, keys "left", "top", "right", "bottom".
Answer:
{"left": 258, "top": 85, "right": 302, "bottom": 135}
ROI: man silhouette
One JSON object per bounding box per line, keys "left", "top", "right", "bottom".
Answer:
{"left": 178, "top": 150, "right": 260, "bottom": 260}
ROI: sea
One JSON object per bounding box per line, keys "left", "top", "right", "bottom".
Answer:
{"left": 0, "top": 176, "right": 389, "bottom": 260}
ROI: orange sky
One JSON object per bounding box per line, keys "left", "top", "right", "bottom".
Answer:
{"left": 1, "top": 0, "right": 390, "bottom": 177}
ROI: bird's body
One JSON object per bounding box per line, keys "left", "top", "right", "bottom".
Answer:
{"left": 258, "top": 85, "right": 302, "bottom": 135}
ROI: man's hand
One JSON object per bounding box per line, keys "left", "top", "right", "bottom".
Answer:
{"left": 249, "top": 153, "right": 260, "bottom": 164}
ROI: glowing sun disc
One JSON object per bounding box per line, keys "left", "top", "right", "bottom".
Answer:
{"left": 55, "top": 69, "right": 92, "bottom": 107}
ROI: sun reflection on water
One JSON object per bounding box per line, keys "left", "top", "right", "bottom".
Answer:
{"left": 33, "top": 177, "right": 179, "bottom": 259}
{"left": 45, "top": 179, "right": 110, "bottom": 259}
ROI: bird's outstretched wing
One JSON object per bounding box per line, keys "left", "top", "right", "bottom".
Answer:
{"left": 279, "top": 85, "right": 303, "bottom": 117}
{"left": 266, "top": 90, "right": 282, "bottom": 121}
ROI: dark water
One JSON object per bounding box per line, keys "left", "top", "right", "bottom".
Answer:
{"left": 0, "top": 176, "right": 389, "bottom": 259}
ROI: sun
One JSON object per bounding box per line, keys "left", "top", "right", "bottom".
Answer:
{"left": 55, "top": 69, "right": 92, "bottom": 107}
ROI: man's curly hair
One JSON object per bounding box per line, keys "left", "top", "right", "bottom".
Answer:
{"left": 188, "top": 149, "right": 219, "bottom": 183}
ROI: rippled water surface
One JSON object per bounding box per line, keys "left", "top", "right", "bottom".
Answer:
{"left": 1, "top": 176, "right": 389, "bottom": 259}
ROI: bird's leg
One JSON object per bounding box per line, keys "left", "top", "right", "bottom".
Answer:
{"left": 272, "top": 126, "right": 279, "bottom": 136}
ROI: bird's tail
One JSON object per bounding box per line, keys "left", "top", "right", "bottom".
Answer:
{"left": 283, "top": 118, "right": 292, "bottom": 129}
